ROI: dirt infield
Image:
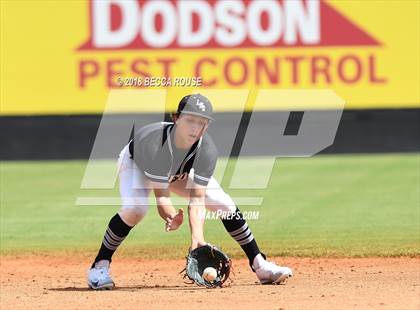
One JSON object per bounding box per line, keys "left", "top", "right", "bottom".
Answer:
{"left": 1, "top": 255, "right": 419, "bottom": 310}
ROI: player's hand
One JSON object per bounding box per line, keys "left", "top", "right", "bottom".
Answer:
{"left": 165, "top": 208, "right": 184, "bottom": 231}
{"left": 190, "top": 240, "right": 207, "bottom": 250}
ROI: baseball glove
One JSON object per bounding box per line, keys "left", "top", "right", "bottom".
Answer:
{"left": 182, "top": 244, "right": 232, "bottom": 288}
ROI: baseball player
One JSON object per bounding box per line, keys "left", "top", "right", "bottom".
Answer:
{"left": 87, "top": 94, "right": 293, "bottom": 289}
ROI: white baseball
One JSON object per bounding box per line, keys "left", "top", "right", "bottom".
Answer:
{"left": 202, "top": 267, "right": 217, "bottom": 282}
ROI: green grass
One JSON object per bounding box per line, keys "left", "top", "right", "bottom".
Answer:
{"left": 1, "top": 154, "right": 419, "bottom": 258}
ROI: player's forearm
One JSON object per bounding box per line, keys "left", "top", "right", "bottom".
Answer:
{"left": 154, "top": 187, "right": 176, "bottom": 221}
{"left": 188, "top": 196, "right": 206, "bottom": 249}
{"left": 156, "top": 196, "right": 176, "bottom": 221}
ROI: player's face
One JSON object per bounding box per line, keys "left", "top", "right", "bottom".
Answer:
{"left": 175, "top": 114, "right": 209, "bottom": 147}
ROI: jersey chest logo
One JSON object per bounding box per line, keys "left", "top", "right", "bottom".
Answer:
{"left": 168, "top": 172, "right": 188, "bottom": 183}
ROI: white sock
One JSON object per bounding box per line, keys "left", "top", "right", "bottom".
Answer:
{"left": 252, "top": 253, "right": 266, "bottom": 270}
{"left": 95, "top": 260, "right": 110, "bottom": 268}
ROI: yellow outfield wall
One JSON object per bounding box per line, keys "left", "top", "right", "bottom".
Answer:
{"left": 1, "top": 0, "right": 419, "bottom": 115}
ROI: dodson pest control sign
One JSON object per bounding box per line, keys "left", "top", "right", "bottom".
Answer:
{"left": 82, "top": 0, "right": 353, "bottom": 49}
{"left": 78, "top": 0, "right": 384, "bottom": 88}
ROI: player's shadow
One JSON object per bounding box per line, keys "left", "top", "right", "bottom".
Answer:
{"left": 50, "top": 285, "right": 208, "bottom": 292}
{"left": 49, "top": 283, "right": 256, "bottom": 292}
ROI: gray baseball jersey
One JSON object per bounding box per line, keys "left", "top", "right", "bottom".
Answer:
{"left": 129, "top": 122, "right": 218, "bottom": 186}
